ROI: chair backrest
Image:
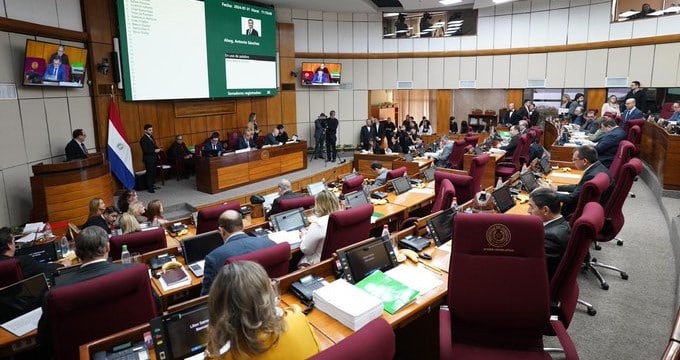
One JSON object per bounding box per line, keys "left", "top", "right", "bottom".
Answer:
{"left": 47, "top": 264, "right": 157, "bottom": 360}
{"left": 503, "top": 134, "right": 528, "bottom": 170}
{"left": 551, "top": 202, "right": 604, "bottom": 329}
{"left": 624, "top": 119, "right": 645, "bottom": 135}
{"left": 431, "top": 178, "right": 456, "bottom": 213}
{"left": 225, "top": 242, "right": 291, "bottom": 278}
{"left": 309, "top": 317, "right": 395, "bottom": 360}
{"left": 608, "top": 140, "right": 635, "bottom": 181}
{"left": 277, "top": 196, "right": 316, "bottom": 213}
{"left": 229, "top": 131, "right": 241, "bottom": 151}
{"left": 0, "top": 258, "right": 23, "bottom": 288}
{"left": 320, "top": 204, "right": 373, "bottom": 260}
{"left": 598, "top": 158, "right": 642, "bottom": 242}
{"left": 464, "top": 136, "right": 479, "bottom": 148}
{"left": 342, "top": 175, "right": 365, "bottom": 195}
{"left": 109, "top": 227, "right": 166, "bottom": 260}
{"left": 386, "top": 166, "right": 407, "bottom": 182}
{"left": 447, "top": 140, "right": 467, "bottom": 169}
{"left": 448, "top": 213, "right": 549, "bottom": 349}
{"left": 530, "top": 126, "right": 543, "bottom": 143}
{"left": 627, "top": 125, "right": 642, "bottom": 156}
{"left": 468, "top": 153, "right": 490, "bottom": 194}
{"left": 197, "top": 201, "right": 241, "bottom": 234}
{"left": 568, "top": 172, "right": 610, "bottom": 227}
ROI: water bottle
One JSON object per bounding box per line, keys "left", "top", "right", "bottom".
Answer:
{"left": 121, "top": 244, "right": 131, "bottom": 264}
{"left": 60, "top": 236, "right": 69, "bottom": 256}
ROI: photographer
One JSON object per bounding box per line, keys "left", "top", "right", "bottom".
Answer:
{"left": 325, "top": 110, "right": 339, "bottom": 163}
{"left": 420, "top": 12, "right": 433, "bottom": 37}
{"left": 313, "top": 113, "right": 327, "bottom": 159}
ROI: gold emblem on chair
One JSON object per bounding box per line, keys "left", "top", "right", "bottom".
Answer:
{"left": 260, "top": 150, "right": 270, "bottom": 160}
{"left": 486, "top": 224, "right": 511, "bottom": 248}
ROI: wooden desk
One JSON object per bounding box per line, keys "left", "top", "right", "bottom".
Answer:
{"left": 468, "top": 113, "right": 497, "bottom": 131}
{"left": 195, "top": 142, "right": 307, "bottom": 194}
{"left": 463, "top": 152, "right": 505, "bottom": 189}
{"left": 387, "top": 188, "right": 435, "bottom": 212}
{"left": 640, "top": 121, "right": 680, "bottom": 190}
{"left": 549, "top": 145, "right": 577, "bottom": 162}
{"left": 352, "top": 153, "right": 401, "bottom": 179}
{"left": 392, "top": 158, "right": 434, "bottom": 178}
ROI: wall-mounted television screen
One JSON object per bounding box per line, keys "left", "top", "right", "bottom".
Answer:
{"left": 301, "top": 62, "right": 341, "bottom": 86}
{"left": 22, "top": 39, "right": 87, "bottom": 88}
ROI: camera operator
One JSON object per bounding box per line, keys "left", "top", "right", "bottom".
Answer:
{"left": 325, "top": 110, "right": 339, "bottom": 163}
{"left": 313, "top": 113, "right": 327, "bottom": 159}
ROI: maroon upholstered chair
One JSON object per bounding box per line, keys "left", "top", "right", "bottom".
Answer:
{"left": 608, "top": 140, "right": 635, "bottom": 182}
{"left": 277, "top": 196, "right": 316, "bottom": 213}
{"left": 109, "top": 227, "right": 166, "bottom": 261}
{"left": 439, "top": 213, "right": 578, "bottom": 360}
{"left": 530, "top": 126, "right": 543, "bottom": 144}
{"left": 624, "top": 119, "right": 645, "bottom": 135}
{"left": 434, "top": 153, "right": 490, "bottom": 204}
{"left": 228, "top": 131, "right": 241, "bottom": 151}
{"left": 320, "top": 204, "right": 373, "bottom": 260}
{"left": 197, "top": 201, "right": 241, "bottom": 234}
{"left": 0, "top": 258, "right": 23, "bottom": 288}
{"left": 495, "top": 134, "right": 528, "bottom": 180}
{"left": 445, "top": 140, "right": 467, "bottom": 169}
{"left": 567, "top": 172, "right": 610, "bottom": 227}
{"left": 226, "top": 242, "right": 291, "bottom": 278}
{"left": 46, "top": 264, "right": 157, "bottom": 360}
{"left": 587, "top": 158, "right": 642, "bottom": 290}
{"left": 626, "top": 125, "right": 642, "bottom": 157}
{"left": 464, "top": 136, "right": 479, "bottom": 148}
{"left": 310, "top": 318, "right": 395, "bottom": 360}
{"left": 342, "top": 175, "right": 365, "bottom": 195}
{"left": 401, "top": 178, "right": 455, "bottom": 230}
{"left": 385, "top": 166, "right": 407, "bottom": 182}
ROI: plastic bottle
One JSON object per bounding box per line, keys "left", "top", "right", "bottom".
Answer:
{"left": 496, "top": 177, "right": 504, "bottom": 189}
{"left": 382, "top": 225, "right": 398, "bottom": 251}
{"left": 121, "top": 244, "right": 131, "bottom": 264}
{"left": 60, "top": 236, "right": 69, "bottom": 256}
{"left": 381, "top": 224, "right": 390, "bottom": 238}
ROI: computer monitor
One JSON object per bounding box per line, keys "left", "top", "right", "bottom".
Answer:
{"left": 0, "top": 274, "right": 48, "bottom": 323}
{"left": 492, "top": 184, "right": 516, "bottom": 213}
{"left": 270, "top": 208, "right": 307, "bottom": 232}
{"left": 426, "top": 207, "right": 456, "bottom": 246}
{"left": 520, "top": 171, "right": 540, "bottom": 193}
{"left": 539, "top": 156, "right": 552, "bottom": 175}
{"left": 307, "top": 181, "right": 326, "bottom": 196}
{"left": 343, "top": 172, "right": 359, "bottom": 182}
{"left": 262, "top": 192, "right": 279, "bottom": 210}
{"left": 181, "top": 231, "right": 224, "bottom": 265}
{"left": 336, "top": 236, "right": 399, "bottom": 284}
{"left": 345, "top": 190, "right": 369, "bottom": 208}
{"left": 15, "top": 241, "right": 58, "bottom": 263}
{"left": 422, "top": 167, "right": 435, "bottom": 182}
{"left": 391, "top": 176, "right": 412, "bottom": 195}
{"left": 151, "top": 303, "right": 209, "bottom": 360}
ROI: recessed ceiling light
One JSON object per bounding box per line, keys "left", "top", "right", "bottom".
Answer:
{"left": 383, "top": 13, "right": 400, "bottom": 17}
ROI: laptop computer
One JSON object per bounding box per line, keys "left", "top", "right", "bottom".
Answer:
{"left": 403, "top": 153, "right": 414, "bottom": 162}
{"left": 307, "top": 181, "right": 327, "bottom": 196}
{"left": 16, "top": 241, "right": 58, "bottom": 263}
{"left": 150, "top": 302, "right": 210, "bottom": 360}
{"left": 392, "top": 176, "right": 412, "bottom": 195}
{"left": 520, "top": 171, "right": 540, "bottom": 193}
{"left": 492, "top": 184, "right": 516, "bottom": 213}
{"left": 270, "top": 208, "right": 308, "bottom": 232}
{"left": 0, "top": 274, "right": 49, "bottom": 336}
{"left": 336, "top": 236, "right": 399, "bottom": 284}
{"left": 426, "top": 207, "right": 457, "bottom": 246}
{"left": 345, "top": 190, "right": 370, "bottom": 208}
{"left": 539, "top": 156, "right": 552, "bottom": 175}
{"left": 181, "top": 231, "right": 224, "bottom": 277}
{"left": 422, "top": 167, "right": 435, "bottom": 182}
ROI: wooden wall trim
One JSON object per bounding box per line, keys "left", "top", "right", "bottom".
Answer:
{"left": 0, "top": 17, "right": 88, "bottom": 42}
{"left": 296, "top": 34, "right": 680, "bottom": 60}
{"left": 174, "top": 100, "right": 236, "bottom": 118}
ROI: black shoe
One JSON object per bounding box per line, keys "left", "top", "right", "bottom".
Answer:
{"left": 148, "top": 189, "right": 155, "bottom": 193}
{"left": 153, "top": 186, "right": 161, "bottom": 190}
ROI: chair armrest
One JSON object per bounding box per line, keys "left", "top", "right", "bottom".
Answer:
{"left": 496, "top": 160, "right": 516, "bottom": 167}
{"left": 550, "top": 318, "right": 579, "bottom": 360}
{"left": 439, "top": 306, "right": 452, "bottom": 360}
{"left": 448, "top": 175, "right": 473, "bottom": 187}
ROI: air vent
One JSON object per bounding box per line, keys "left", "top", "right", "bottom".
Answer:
{"left": 459, "top": 80, "right": 476, "bottom": 88}
{"left": 527, "top": 79, "right": 545, "bottom": 88}
{"left": 397, "top": 81, "right": 413, "bottom": 89}
{"left": 605, "top": 77, "right": 628, "bottom": 87}
{"left": 0, "top": 84, "right": 17, "bottom": 99}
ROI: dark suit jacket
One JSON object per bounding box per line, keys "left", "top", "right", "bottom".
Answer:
{"left": 139, "top": 134, "right": 157, "bottom": 163}
{"left": 360, "top": 125, "right": 372, "bottom": 150}
{"left": 264, "top": 134, "right": 279, "bottom": 146}
{"left": 595, "top": 127, "right": 627, "bottom": 168}
{"left": 513, "top": 107, "right": 529, "bottom": 125}
{"left": 544, "top": 217, "right": 571, "bottom": 279}
{"left": 502, "top": 110, "right": 515, "bottom": 125}
{"left": 276, "top": 131, "right": 289, "bottom": 143}
{"left": 246, "top": 28, "right": 259, "bottom": 36}
{"left": 269, "top": 191, "right": 305, "bottom": 217}
{"left": 168, "top": 142, "right": 190, "bottom": 160}
{"left": 82, "top": 215, "right": 111, "bottom": 234}
{"left": 200, "top": 234, "right": 275, "bottom": 295}
{"left": 202, "top": 141, "right": 224, "bottom": 154}
{"left": 621, "top": 108, "right": 643, "bottom": 127}
{"left": 501, "top": 134, "right": 519, "bottom": 156}
{"left": 236, "top": 136, "right": 256, "bottom": 150}
{"left": 65, "top": 139, "right": 87, "bottom": 161}
{"left": 557, "top": 161, "right": 611, "bottom": 216}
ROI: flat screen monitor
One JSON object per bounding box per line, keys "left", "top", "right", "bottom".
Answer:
{"left": 426, "top": 208, "right": 456, "bottom": 246}
{"left": 392, "top": 176, "right": 412, "bottom": 195}
{"left": 422, "top": 167, "right": 435, "bottom": 182}
{"left": 22, "top": 39, "right": 87, "bottom": 88}
{"left": 492, "top": 184, "right": 516, "bottom": 213}
{"left": 520, "top": 171, "right": 540, "bottom": 193}
{"left": 0, "top": 274, "right": 48, "bottom": 323}
{"left": 337, "top": 237, "right": 398, "bottom": 284}
{"left": 345, "top": 190, "right": 369, "bottom": 209}
{"left": 307, "top": 181, "right": 326, "bottom": 196}
{"left": 15, "top": 241, "right": 58, "bottom": 264}
{"left": 181, "top": 231, "right": 224, "bottom": 265}
{"left": 270, "top": 208, "right": 307, "bottom": 232}
{"left": 300, "top": 62, "right": 341, "bottom": 86}
{"left": 540, "top": 156, "right": 552, "bottom": 175}
{"left": 151, "top": 303, "right": 209, "bottom": 360}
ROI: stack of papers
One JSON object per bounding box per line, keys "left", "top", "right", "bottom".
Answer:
{"left": 268, "top": 231, "right": 302, "bottom": 249}
{"left": 355, "top": 270, "right": 420, "bottom": 314}
{"left": 313, "top": 279, "right": 383, "bottom": 331}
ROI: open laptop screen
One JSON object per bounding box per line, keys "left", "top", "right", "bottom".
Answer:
{"left": 520, "top": 171, "right": 540, "bottom": 193}
{"left": 181, "top": 231, "right": 224, "bottom": 265}
{"left": 426, "top": 207, "right": 456, "bottom": 246}
{"left": 345, "top": 190, "right": 369, "bottom": 208}
{"left": 392, "top": 176, "right": 412, "bottom": 195}
{"left": 337, "top": 237, "right": 398, "bottom": 284}
{"left": 152, "top": 303, "right": 209, "bottom": 360}
{"left": 492, "top": 184, "right": 516, "bottom": 213}
{"left": 422, "top": 167, "right": 435, "bottom": 182}
{"left": 540, "top": 156, "right": 552, "bottom": 175}
{"left": 271, "top": 208, "right": 307, "bottom": 232}
{"left": 307, "top": 181, "right": 326, "bottom": 196}
{"left": 0, "top": 274, "right": 48, "bottom": 323}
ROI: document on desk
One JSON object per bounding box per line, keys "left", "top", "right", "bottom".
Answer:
{"left": 408, "top": 188, "right": 434, "bottom": 195}
{"left": 268, "top": 231, "right": 301, "bottom": 249}
{"left": 355, "top": 270, "right": 419, "bottom": 315}
{"left": 370, "top": 212, "right": 384, "bottom": 224}
{"left": 385, "top": 266, "right": 442, "bottom": 295}
{"left": 158, "top": 267, "right": 192, "bottom": 291}
{"left": 1, "top": 307, "right": 42, "bottom": 336}
{"left": 313, "top": 279, "right": 383, "bottom": 331}
{"left": 550, "top": 172, "right": 582, "bottom": 181}
{"left": 22, "top": 222, "right": 45, "bottom": 234}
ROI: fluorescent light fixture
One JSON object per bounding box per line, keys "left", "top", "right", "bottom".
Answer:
{"left": 439, "top": 0, "right": 462, "bottom": 4}
{"left": 383, "top": 13, "right": 400, "bottom": 17}
{"left": 383, "top": 33, "right": 396, "bottom": 37}
{"left": 434, "top": 22, "right": 445, "bottom": 26}
{"left": 448, "top": 20, "right": 463, "bottom": 24}
{"left": 619, "top": 10, "right": 640, "bottom": 17}
{"left": 396, "top": 30, "right": 409, "bottom": 33}
{"left": 647, "top": 10, "right": 664, "bottom": 16}
{"left": 424, "top": 28, "right": 436, "bottom": 32}
{"left": 664, "top": 5, "right": 680, "bottom": 12}
{"left": 493, "top": 0, "right": 515, "bottom": 3}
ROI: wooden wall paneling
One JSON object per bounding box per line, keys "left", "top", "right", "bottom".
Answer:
{"left": 251, "top": 97, "right": 269, "bottom": 127}
{"left": 82, "top": 0, "right": 115, "bottom": 44}
{"left": 267, "top": 93, "right": 283, "bottom": 126}
{"left": 278, "top": 23, "right": 295, "bottom": 58}
{"left": 206, "top": 115, "right": 223, "bottom": 135}
{"left": 236, "top": 99, "right": 253, "bottom": 129}
{"left": 281, "top": 91, "right": 297, "bottom": 132}
{"left": 191, "top": 116, "right": 209, "bottom": 135}
{"left": 90, "top": 42, "right": 116, "bottom": 96}
{"left": 223, "top": 113, "right": 239, "bottom": 132}
{"left": 280, "top": 58, "right": 296, "bottom": 84}
{"left": 436, "top": 90, "right": 452, "bottom": 134}
{"left": 173, "top": 100, "right": 236, "bottom": 117}
{"left": 506, "top": 89, "right": 524, "bottom": 107}
{"left": 586, "top": 89, "right": 607, "bottom": 115}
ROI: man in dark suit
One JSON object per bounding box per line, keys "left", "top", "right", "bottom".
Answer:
{"left": 500, "top": 125, "right": 520, "bottom": 156}
{"left": 202, "top": 132, "right": 224, "bottom": 156}
{"left": 359, "top": 118, "right": 372, "bottom": 151}
{"left": 264, "top": 128, "right": 281, "bottom": 146}
{"left": 435, "top": 135, "right": 454, "bottom": 167}
{"left": 502, "top": 103, "right": 516, "bottom": 125}
{"left": 236, "top": 129, "right": 257, "bottom": 150}
{"left": 37, "top": 226, "right": 132, "bottom": 355}
{"left": 0, "top": 227, "right": 62, "bottom": 283}
{"left": 268, "top": 179, "right": 304, "bottom": 217}
{"left": 200, "top": 210, "right": 274, "bottom": 295}
{"left": 325, "top": 110, "right": 339, "bottom": 162}
{"left": 556, "top": 145, "right": 612, "bottom": 217}
{"left": 512, "top": 99, "right": 532, "bottom": 125}
{"left": 275, "top": 124, "right": 289, "bottom": 143}
{"left": 140, "top": 124, "right": 160, "bottom": 193}
{"left": 168, "top": 134, "right": 194, "bottom": 177}
{"left": 595, "top": 118, "right": 627, "bottom": 168}
{"left": 65, "top": 129, "right": 88, "bottom": 161}
{"left": 528, "top": 188, "right": 571, "bottom": 279}
{"left": 82, "top": 206, "right": 119, "bottom": 234}
{"left": 623, "top": 80, "right": 646, "bottom": 113}
{"left": 621, "top": 98, "right": 643, "bottom": 128}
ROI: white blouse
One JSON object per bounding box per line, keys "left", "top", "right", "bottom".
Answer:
{"left": 298, "top": 215, "right": 330, "bottom": 266}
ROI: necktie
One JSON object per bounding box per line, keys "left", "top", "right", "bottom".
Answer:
{"left": 625, "top": 111, "right": 629, "bottom": 121}
{"left": 81, "top": 143, "right": 87, "bottom": 154}
{"left": 213, "top": 144, "right": 216, "bottom": 150}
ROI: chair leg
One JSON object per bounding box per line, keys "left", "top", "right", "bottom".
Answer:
{"left": 590, "top": 260, "right": 629, "bottom": 281}
{"left": 616, "top": 237, "right": 624, "bottom": 246}
{"left": 583, "top": 253, "right": 609, "bottom": 290}
{"left": 578, "top": 298, "right": 597, "bottom": 316}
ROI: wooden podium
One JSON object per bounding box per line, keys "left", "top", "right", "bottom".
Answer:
{"left": 30, "top": 153, "right": 113, "bottom": 226}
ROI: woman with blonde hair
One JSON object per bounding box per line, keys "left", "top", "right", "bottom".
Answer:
{"left": 146, "top": 199, "right": 168, "bottom": 226}
{"left": 298, "top": 190, "right": 340, "bottom": 266}
{"left": 206, "top": 261, "right": 319, "bottom": 359}
{"left": 560, "top": 93, "right": 571, "bottom": 109}
{"left": 119, "top": 213, "right": 141, "bottom": 235}
{"left": 88, "top": 198, "right": 105, "bottom": 217}
{"left": 127, "top": 200, "right": 148, "bottom": 223}
{"left": 601, "top": 95, "right": 622, "bottom": 118}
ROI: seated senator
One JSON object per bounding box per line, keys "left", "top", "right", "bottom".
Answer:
{"left": 117, "top": 189, "right": 138, "bottom": 214}
{"left": 82, "top": 206, "right": 119, "bottom": 234}
{"left": 203, "top": 132, "right": 224, "bottom": 156}
{"left": 371, "top": 161, "right": 389, "bottom": 187}
{"left": 65, "top": 129, "right": 88, "bottom": 161}
{"left": 268, "top": 179, "right": 304, "bottom": 217}
{"left": 0, "top": 227, "right": 62, "bottom": 283}
{"left": 146, "top": 199, "right": 168, "bottom": 226}
{"left": 528, "top": 188, "right": 572, "bottom": 279}
{"left": 119, "top": 213, "right": 141, "bottom": 235}
{"left": 298, "top": 190, "right": 340, "bottom": 266}
{"left": 205, "top": 261, "right": 320, "bottom": 360}
{"left": 168, "top": 134, "right": 194, "bottom": 177}
{"left": 236, "top": 129, "right": 257, "bottom": 150}
{"left": 275, "top": 124, "right": 289, "bottom": 143}
{"left": 127, "top": 200, "right": 148, "bottom": 224}
{"left": 43, "top": 58, "right": 66, "bottom": 82}
{"left": 555, "top": 145, "right": 612, "bottom": 217}
{"left": 200, "top": 210, "right": 275, "bottom": 295}
{"left": 264, "top": 128, "right": 281, "bottom": 146}
{"left": 87, "top": 197, "right": 106, "bottom": 218}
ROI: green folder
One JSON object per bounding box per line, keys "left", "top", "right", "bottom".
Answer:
{"left": 355, "top": 270, "right": 420, "bottom": 314}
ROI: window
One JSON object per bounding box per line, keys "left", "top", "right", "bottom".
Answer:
{"left": 382, "top": 9, "right": 478, "bottom": 38}
{"left": 612, "top": 0, "right": 680, "bottom": 22}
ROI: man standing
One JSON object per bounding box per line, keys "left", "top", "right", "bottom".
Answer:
{"left": 502, "top": 103, "right": 516, "bottom": 125}
{"left": 140, "top": 124, "right": 160, "bottom": 193}
{"left": 621, "top": 98, "right": 643, "bottom": 128}
{"left": 200, "top": 210, "right": 275, "bottom": 295}
{"left": 595, "top": 118, "right": 627, "bottom": 168}
{"left": 360, "top": 118, "right": 372, "bottom": 151}
{"left": 313, "top": 113, "right": 327, "bottom": 159}
{"left": 623, "top": 81, "right": 646, "bottom": 114}
{"left": 326, "top": 110, "right": 339, "bottom": 163}
{"left": 268, "top": 179, "right": 304, "bottom": 217}
{"left": 527, "top": 188, "right": 572, "bottom": 279}
{"left": 65, "top": 129, "right": 88, "bottom": 161}
{"left": 556, "top": 145, "right": 611, "bottom": 217}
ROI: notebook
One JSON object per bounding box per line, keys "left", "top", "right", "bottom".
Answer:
{"left": 422, "top": 167, "right": 435, "bottom": 182}
{"left": 337, "top": 236, "right": 399, "bottom": 284}
{"left": 307, "top": 181, "right": 327, "bottom": 196}
{"left": 181, "top": 231, "right": 224, "bottom": 277}
{"left": 391, "top": 176, "right": 412, "bottom": 195}
{"left": 270, "top": 208, "right": 308, "bottom": 232}
{"left": 426, "top": 207, "right": 457, "bottom": 246}
{"left": 520, "top": 171, "right": 540, "bottom": 193}
{"left": 150, "top": 303, "right": 210, "bottom": 360}
{"left": 0, "top": 274, "right": 49, "bottom": 336}
{"left": 492, "top": 184, "right": 516, "bottom": 213}
{"left": 345, "top": 190, "right": 369, "bottom": 208}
